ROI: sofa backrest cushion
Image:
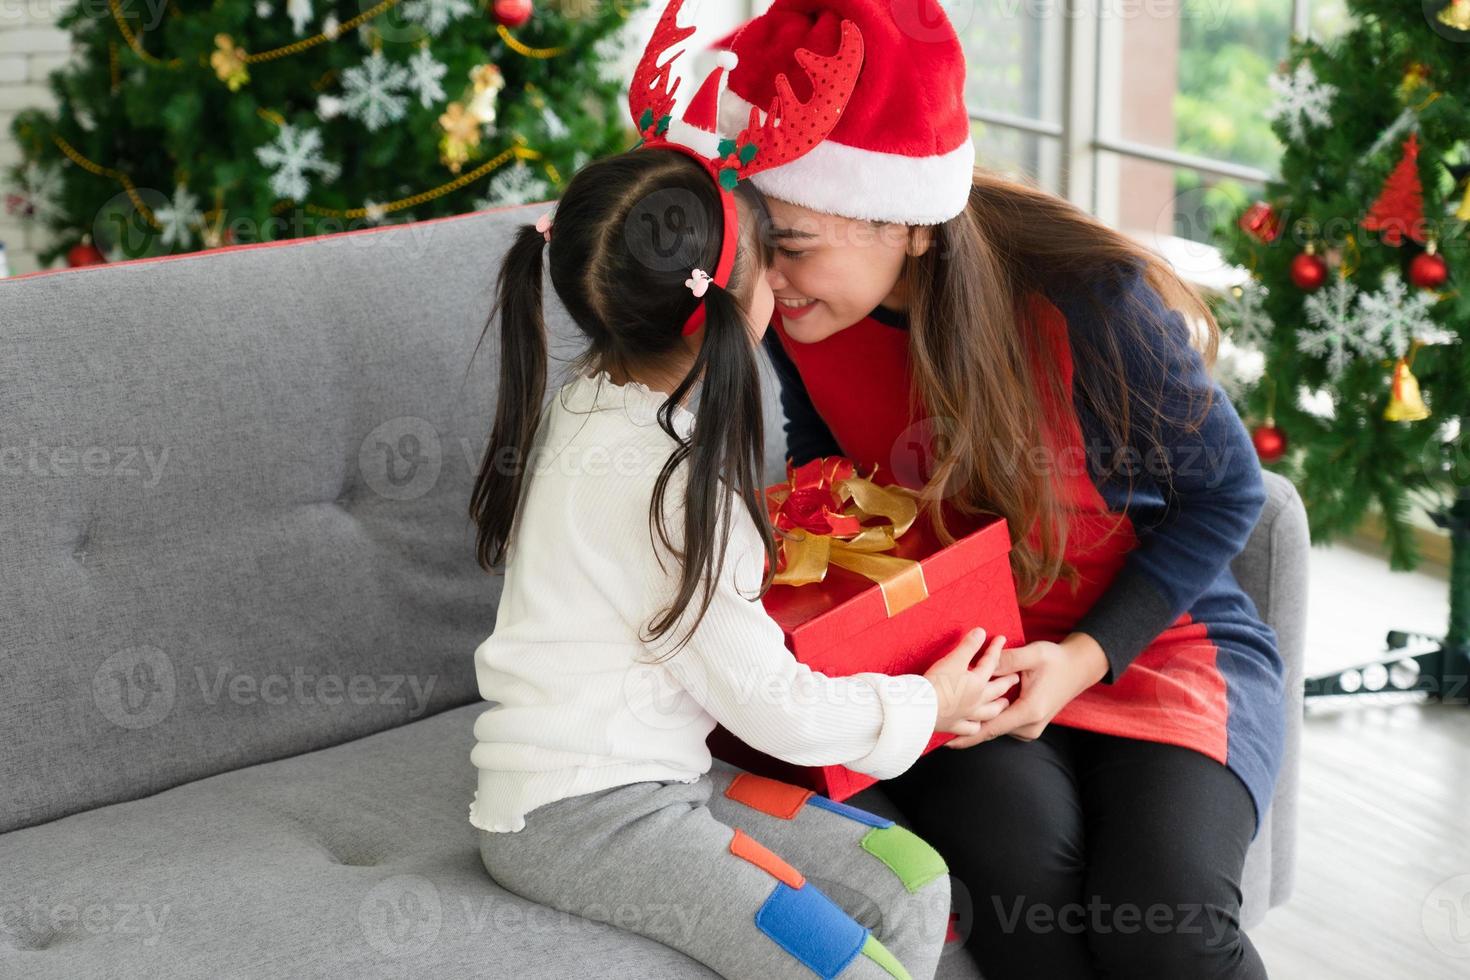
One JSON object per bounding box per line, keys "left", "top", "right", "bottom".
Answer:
{"left": 0, "top": 207, "right": 563, "bottom": 832}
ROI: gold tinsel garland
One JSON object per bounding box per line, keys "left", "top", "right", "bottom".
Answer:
{"left": 49, "top": 132, "right": 161, "bottom": 229}
{"left": 35, "top": 0, "right": 627, "bottom": 241}
{"left": 107, "top": 0, "right": 577, "bottom": 79}
{"left": 44, "top": 117, "right": 553, "bottom": 233}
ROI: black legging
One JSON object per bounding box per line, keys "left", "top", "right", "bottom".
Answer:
{"left": 882, "top": 723, "right": 1267, "bottom": 980}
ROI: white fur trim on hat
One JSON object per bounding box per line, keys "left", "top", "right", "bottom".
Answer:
{"left": 720, "top": 93, "right": 975, "bottom": 225}
{"left": 663, "top": 115, "right": 723, "bottom": 160}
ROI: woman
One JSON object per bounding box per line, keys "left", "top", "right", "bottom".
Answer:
{"left": 719, "top": 1, "right": 1284, "bottom": 977}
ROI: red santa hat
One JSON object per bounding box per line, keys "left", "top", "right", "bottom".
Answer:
{"left": 715, "top": 0, "right": 973, "bottom": 225}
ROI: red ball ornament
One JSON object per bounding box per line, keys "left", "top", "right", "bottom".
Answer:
{"left": 1409, "top": 251, "right": 1448, "bottom": 289}
{"left": 493, "top": 0, "right": 533, "bottom": 28}
{"left": 1252, "top": 423, "right": 1287, "bottom": 463}
{"left": 1289, "top": 252, "right": 1328, "bottom": 292}
{"left": 66, "top": 241, "right": 105, "bottom": 267}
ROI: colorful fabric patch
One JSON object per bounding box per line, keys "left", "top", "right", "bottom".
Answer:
{"left": 808, "top": 795, "right": 895, "bottom": 828}
{"left": 725, "top": 772, "right": 814, "bottom": 820}
{"left": 860, "top": 932, "right": 911, "bottom": 980}
{"left": 859, "top": 825, "right": 948, "bottom": 893}
{"left": 729, "top": 828, "right": 805, "bottom": 889}
{"left": 754, "top": 881, "right": 868, "bottom": 979}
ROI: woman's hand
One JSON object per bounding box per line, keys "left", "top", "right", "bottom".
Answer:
{"left": 923, "top": 628, "right": 1021, "bottom": 739}
{"left": 943, "top": 632, "right": 1110, "bottom": 748}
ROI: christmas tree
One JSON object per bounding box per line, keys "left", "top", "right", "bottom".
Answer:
{"left": 1216, "top": 0, "right": 1470, "bottom": 694}
{"left": 3, "top": 0, "right": 646, "bottom": 266}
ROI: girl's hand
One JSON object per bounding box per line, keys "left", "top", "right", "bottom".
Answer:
{"left": 923, "top": 628, "right": 1021, "bottom": 739}
{"left": 945, "top": 632, "right": 1109, "bottom": 748}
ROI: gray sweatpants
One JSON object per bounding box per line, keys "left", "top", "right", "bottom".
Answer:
{"left": 479, "top": 764, "right": 953, "bottom": 979}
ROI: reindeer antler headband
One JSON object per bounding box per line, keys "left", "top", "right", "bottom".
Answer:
{"left": 626, "top": 0, "right": 864, "bottom": 335}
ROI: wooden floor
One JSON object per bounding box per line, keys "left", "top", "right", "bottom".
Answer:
{"left": 1249, "top": 542, "right": 1470, "bottom": 978}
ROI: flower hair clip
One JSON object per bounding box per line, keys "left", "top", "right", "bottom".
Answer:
{"left": 534, "top": 210, "right": 553, "bottom": 243}
{"left": 684, "top": 268, "right": 712, "bottom": 298}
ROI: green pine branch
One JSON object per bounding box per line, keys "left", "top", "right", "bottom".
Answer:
{"left": 5, "top": 0, "right": 650, "bottom": 265}
{"left": 1215, "top": 0, "right": 1470, "bottom": 573}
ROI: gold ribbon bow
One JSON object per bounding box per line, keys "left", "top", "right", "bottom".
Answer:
{"left": 765, "top": 457, "right": 930, "bottom": 617}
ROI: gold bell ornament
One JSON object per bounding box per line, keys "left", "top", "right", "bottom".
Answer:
{"left": 1438, "top": 0, "right": 1470, "bottom": 31}
{"left": 1383, "top": 350, "right": 1431, "bottom": 423}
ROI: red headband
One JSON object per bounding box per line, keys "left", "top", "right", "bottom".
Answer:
{"left": 627, "top": 0, "right": 864, "bottom": 336}
{"left": 638, "top": 142, "right": 740, "bottom": 335}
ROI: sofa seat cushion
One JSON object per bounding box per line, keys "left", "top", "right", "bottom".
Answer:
{"left": 0, "top": 698, "right": 984, "bottom": 978}
{"left": 0, "top": 704, "right": 726, "bottom": 978}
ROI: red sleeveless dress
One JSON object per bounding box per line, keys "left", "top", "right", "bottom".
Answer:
{"left": 763, "top": 287, "right": 1284, "bottom": 833}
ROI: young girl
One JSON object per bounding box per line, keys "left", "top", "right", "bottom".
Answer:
{"left": 716, "top": 1, "right": 1286, "bottom": 978}
{"left": 464, "top": 138, "right": 1019, "bottom": 977}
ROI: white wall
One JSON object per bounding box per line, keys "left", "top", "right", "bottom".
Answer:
{"left": 0, "top": 0, "right": 69, "bottom": 275}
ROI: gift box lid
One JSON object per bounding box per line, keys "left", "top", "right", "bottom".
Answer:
{"left": 760, "top": 510, "right": 1014, "bottom": 645}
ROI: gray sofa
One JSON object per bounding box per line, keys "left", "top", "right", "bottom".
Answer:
{"left": 0, "top": 202, "right": 1306, "bottom": 979}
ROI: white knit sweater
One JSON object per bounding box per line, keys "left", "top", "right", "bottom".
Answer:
{"left": 469, "top": 369, "right": 940, "bottom": 834}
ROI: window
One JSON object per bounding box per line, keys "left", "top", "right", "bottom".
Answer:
{"left": 958, "top": 2, "right": 1065, "bottom": 193}
{"left": 962, "top": 0, "right": 1346, "bottom": 289}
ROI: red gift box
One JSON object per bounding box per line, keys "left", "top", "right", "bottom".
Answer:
{"left": 706, "top": 459, "right": 1026, "bottom": 801}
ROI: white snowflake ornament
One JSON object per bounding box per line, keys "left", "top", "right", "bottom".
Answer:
{"left": 1266, "top": 61, "right": 1337, "bottom": 144}
{"left": 255, "top": 123, "right": 341, "bottom": 200}
{"left": 402, "top": 0, "right": 473, "bottom": 36}
{"left": 1356, "top": 272, "right": 1452, "bottom": 356}
{"left": 406, "top": 46, "right": 448, "bottom": 109}
{"left": 1299, "top": 277, "right": 1368, "bottom": 377}
{"left": 478, "top": 161, "right": 549, "bottom": 209}
{"left": 11, "top": 162, "right": 65, "bottom": 222}
{"left": 1215, "top": 280, "right": 1273, "bottom": 351}
{"left": 154, "top": 183, "right": 204, "bottom": 249}
{"left": 340, "top": 50, "right": 410, "bottom": 132}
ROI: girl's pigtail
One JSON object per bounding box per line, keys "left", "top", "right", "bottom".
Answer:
{"left": 469, "top": 224, "right": 551, "bottom": 571}
{"left": 645, "top": 282, "right": 777, "bottom": 658}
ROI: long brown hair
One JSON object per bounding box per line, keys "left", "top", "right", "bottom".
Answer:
{"left": 468, "top": 149, "right": 778, "bottom": 658}
{"left": 903, "top": 168, "right": 1221, "bottom": 605}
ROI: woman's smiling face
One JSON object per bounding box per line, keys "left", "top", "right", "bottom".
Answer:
{"left": 761, "top": 196, "right": 929, "bottom": 343}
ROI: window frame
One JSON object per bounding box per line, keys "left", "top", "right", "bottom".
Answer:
{"left": 966, "top": 0, "right": 1323, "bottom": 289}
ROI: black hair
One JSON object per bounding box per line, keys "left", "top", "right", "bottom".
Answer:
{"left": 468, "top": 148, "right": 777, "bottom": 658}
